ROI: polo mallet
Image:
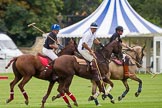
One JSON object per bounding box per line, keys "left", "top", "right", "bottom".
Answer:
{"left": 28, "top": 23, "right": 45, "bottom": 34}
{"left": 27, "top": 23, "right": 57, "bottom": 43}
{"left": 91, "top": 53, "right": 107, "bottom": 97}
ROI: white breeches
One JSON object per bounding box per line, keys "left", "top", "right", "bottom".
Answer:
{"left": 42, "top": 47, "right": 58, "bottom": 60}
{"left": 78, "top": 50, "right": 94, "bottom": 62}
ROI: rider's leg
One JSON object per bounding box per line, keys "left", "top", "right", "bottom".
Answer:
{"left": 78, "top": 50, "right": 100, "bottom": 81}
{"left": 42, "top": 48, "right": 59, "bottom": 81}
{"left": 123, "top": 56, "right": 133, "bottom": 77}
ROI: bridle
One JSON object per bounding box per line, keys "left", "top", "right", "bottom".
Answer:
{"left": 123, "top": 48, "right": 143, "bottom": 67}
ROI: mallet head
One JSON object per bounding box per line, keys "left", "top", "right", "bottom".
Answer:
{"left": 28, "top": 23, "right": 36, "bottom": 27}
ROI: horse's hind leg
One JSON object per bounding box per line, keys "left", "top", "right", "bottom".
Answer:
{"left": 118, "top": 79, "right": 129, "bottom": 101}
{"left": 129, "top": 75, "right": 142, "bottom": 97}
{"left": 57, "top": 77, "right": 72, "bottom": 108}
{"left": 18, "top": 75, "right": 32, "bottom": 105}
{"left": 6, "top": 76, "right": 22, "bottom": 103}
{"left": 64, "top": 76, "right": 78, "bottom": 107}
{"left": 41, "top": 81, "right": 55, "bottom": 108}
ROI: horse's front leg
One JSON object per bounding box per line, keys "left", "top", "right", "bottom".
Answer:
{"left": 88, "top": 80, "right": 101, "bottom": 106}
{"left": 41, "top": 81, "right": 55, "bottom": 108}
{"left": 118, "top": 79, "right": 129, "bottom": 101}
{"left": 102, "top": 77, "right": 115, "bottom": 103}
{"left": 129, "top": 76, "right": 142, "bottom": 97}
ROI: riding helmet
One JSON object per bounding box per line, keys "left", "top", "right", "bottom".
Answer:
{"left": 51, "top": 24, "right": 61, "bottom": 31}
{"left": 90, "top": 22, "right": 98, "bottom": 28}
{"left": 115, "top": 26, "right": 123, "bottom": 31}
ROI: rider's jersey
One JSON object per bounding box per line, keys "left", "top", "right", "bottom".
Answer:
{"left": 109, "top": 32, "right": 122, "bottom": 43}
{"left": 43, "top": 32, "right": 57, "bottom": 49}
{"left": 78, "top": 30, "right": 97, "bottom": 50}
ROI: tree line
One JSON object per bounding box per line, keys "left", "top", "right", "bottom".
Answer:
{"left": 0, "top": 0, "right": 162, "bottom": 47}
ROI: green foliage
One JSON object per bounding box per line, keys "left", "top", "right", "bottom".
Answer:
{"left": 0, "top": 0, "right": 162, "bottom": 47}
{"left": 128, "top": 0, "right": 162, "bottom": 27}
{"left": 0, "top": 0, "right": 63, "bottom": 47}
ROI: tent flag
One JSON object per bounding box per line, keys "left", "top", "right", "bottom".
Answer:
{"left": 58, "top": 0, "right": 162, "bottom": 38}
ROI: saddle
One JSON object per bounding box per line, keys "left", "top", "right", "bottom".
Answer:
{"left": 37, "top": 53, "right": 52, "bottom": 69}
{"left": 111, "top": 58, "right": 135, "bottom": 66}
{"left": 74, "top": 52, "right": 90, "bottom": 71}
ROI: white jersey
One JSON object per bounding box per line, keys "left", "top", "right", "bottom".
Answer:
{"left": 78, "top": 29, "right": 97, "bottom": 51}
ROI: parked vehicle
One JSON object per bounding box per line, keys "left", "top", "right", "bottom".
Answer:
{"left": 0, "top": 33, "right": 23, "bottom": 59}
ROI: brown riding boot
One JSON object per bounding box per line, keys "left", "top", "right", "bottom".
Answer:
{"left": 123, "top": 64, "right": 133, "bottom": 78}
{"left": 91, "top": 60, "right": 100, "bottom": 81}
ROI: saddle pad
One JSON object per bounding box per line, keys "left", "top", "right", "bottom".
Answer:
{"left": 112, "top": 59, "right": 123, "bottom": 65}
{"left": 74, "top": 56, "right": 87, "bottom": 65}
{"left": 38, "top": 56, "right": 52, "bottom": 69}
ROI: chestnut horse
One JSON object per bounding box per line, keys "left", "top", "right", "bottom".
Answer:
{"left": 5, "top": 39, "right": 77, "bottom": 108}
{"left": 50, "top": 40, "right": 122, "bottom": 108}
{"left": 91, "top": 45, "right": 145, "bottom": 105}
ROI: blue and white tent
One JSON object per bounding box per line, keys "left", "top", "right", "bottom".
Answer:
{"left": 58, "top": 0, "right": 162, "bottom": 38}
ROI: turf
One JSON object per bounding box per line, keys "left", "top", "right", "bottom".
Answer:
{"left": 0, "top": 73, "right": 162, "bottom": 108}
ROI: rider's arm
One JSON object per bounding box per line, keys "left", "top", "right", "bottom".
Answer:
{"left": 122, "top": 43, "right": 133, "bottom": 50}
{"left": 94, "top": 39, "right": 104, "bottom": 48}
{"left": 49, "top": 44, "right": 58, "bottom": 49}
{"left": 82, "top": 42, "right": 92, "bottom": 53}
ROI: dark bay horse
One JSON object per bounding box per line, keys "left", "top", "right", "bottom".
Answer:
{"left": 91, "top": 45, "right": 145, "bottom": 105}
{"left": 50, "top": 40, "right": 122, "bottom": 108}
{"left": 5, "top": 39, "right": 77, "bottom": 108}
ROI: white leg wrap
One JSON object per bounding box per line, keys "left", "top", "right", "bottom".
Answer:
{"left": 105, "top": 86, "right": 112, "bottom": 95}
{"left": 93, "top": 91, "right": 100, "bottom": 99}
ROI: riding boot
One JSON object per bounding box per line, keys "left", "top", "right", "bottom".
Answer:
{"left": 91, "top": 60, "right": 100, "bottom": 81}
{"left": 123, "top": 63, "right": 133, "bottom": 78}
{"left": 123, "top": 64, "right": 129, "bottom": 78}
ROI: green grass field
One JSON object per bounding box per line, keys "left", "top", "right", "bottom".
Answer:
{"left": 0, "top": 73, "right": 162, "bottom": 108}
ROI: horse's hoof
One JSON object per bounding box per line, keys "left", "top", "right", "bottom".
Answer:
{"left": 101, "top": 94, "right": 106, "bottom": 100}
{"left": 118, "top": 96, "right": 122, "bottom": 101}
{"left": 41, "top": 105, "right": 44, "bottom": 108}
{"left": 6, "top": 99, "right": 12, "bottom": 103}
{"left": 52, "top": 96, "right": 57, "bottom": 101}
{"left": 67, "top": 104, "right": 72, "bottom": 108}
{"left": 74, "top": 101, "right": 78, "bottom": 107}
{"left": 25, "top": 100, "right": 29, "bottom": 105}
{"left": 110, "top": 99, "right": 115, "bottom": 104}
{"left": 135, "top": 92, "right": 140, "bottom": 97}
{"left": 88, "top": 96, "right": 94, "bottom": 101}
{"left": 96, "top": 104, "right": 102, "bottom": 106}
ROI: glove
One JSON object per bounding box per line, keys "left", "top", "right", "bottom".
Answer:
{"left": 99, "top": 43, "right": 104, "bottom": 48}
{"left": 57, "top": 44, "right": 64, "bottom": 50}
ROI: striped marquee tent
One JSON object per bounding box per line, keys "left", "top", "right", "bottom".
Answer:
{"left": 58, "top": 0, "right": 162, "bottom": 73}
{"left": 58, "top": 0, "right": 162, "bottom": 38}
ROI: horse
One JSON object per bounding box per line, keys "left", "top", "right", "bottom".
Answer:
{"left": 49, "top": 40, "right": 122, "bottom": 108}
{"left": 90, "top": 45, "right": 145, "bottom": 105}
{"left": 5, "top": 39, "right": 78, "bottom": 108}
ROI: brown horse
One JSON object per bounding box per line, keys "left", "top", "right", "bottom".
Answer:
{"left": 5, "top": 39, "right": 77, "bottom": 108}
{"left": 91, "top": 45, "right": 145, "bottom": 105}
{"left": 50, "top": 40, "right": 122, "bottom": 108}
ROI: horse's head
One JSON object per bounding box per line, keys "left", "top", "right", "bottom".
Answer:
{"left": 57, "top": 39, "right": 78, "bottom": 56}
{"left": 128, "top": 45, "right": 145, "bottom": 68}
{"left": 102, "top": 40, "right": 122, "bottom": 59}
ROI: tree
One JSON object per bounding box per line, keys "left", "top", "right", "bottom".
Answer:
{"left": 0, "top": 0, "right": 63, "bottom": 47}
{"left": 128, "top": 0, "right": 162, "bottom": 27}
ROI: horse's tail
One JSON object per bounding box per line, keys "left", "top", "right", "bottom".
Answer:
{"left": 5, "top": 57, "right": 18, "bottom": 69}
